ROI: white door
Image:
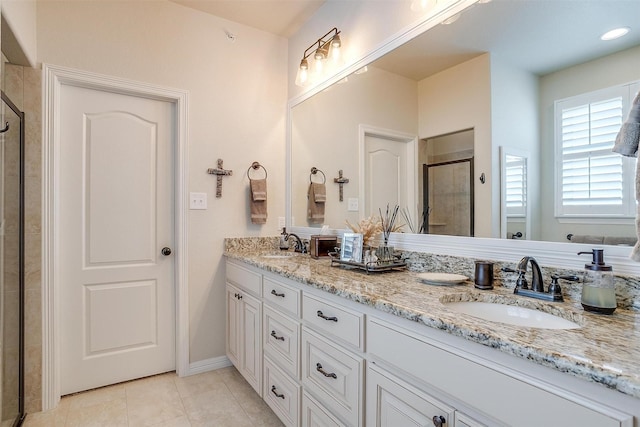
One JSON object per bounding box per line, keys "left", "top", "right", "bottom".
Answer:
{"left": 58, "top": 84, "right": 175, "bottom": 394}
{"left": 363, "top": 131, "right": 415, "bottom": 218}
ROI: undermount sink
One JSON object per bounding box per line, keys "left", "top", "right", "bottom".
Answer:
{"left": 443, "top": 300, "right": 581, "bottom": 330}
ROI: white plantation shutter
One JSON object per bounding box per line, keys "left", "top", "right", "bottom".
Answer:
{"left": 555, "top": 83, "right": 638, "bottom": 218}
{"left": 505, "top": 155, "right": 526, "bottom": 216}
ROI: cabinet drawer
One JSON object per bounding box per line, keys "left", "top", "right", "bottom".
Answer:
{"left": 264, "top": 357, "right": 301, "bottom": 427}
{"left": 226, "top": 261, "right": 261, "bottom": 296}
{"left": 264, "top": 305, "right": 300, "bottom": 379}
{"left": 367, "top": 318, "right": 631, "bottom": 427}
{"left": 302, "top": 329, "right": 363, "bottom": 427}
{"left": 302, "top": 294, "right": 363, "bottom": 350}
{"left": 263, "top": 277, "right": 301, "bottom": 317}
{"left": 302, "top": 391, "right": 346, "bottom": 427}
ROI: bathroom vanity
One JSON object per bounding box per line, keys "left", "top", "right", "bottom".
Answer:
{"left": 224, "top": 240, "right": 640, "bottom": 427}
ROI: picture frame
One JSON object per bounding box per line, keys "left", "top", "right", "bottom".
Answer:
{"left": 341, "top": 232, "right": 363, "bottom": 263}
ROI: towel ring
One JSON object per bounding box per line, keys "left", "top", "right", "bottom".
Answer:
{"left": 310, "top": 167, "right": 326, "bottom": 184}
{"left": 247, "top": 161, "right": 267, "bottom": 180}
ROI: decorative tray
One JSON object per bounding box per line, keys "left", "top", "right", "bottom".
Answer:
{"left": 328, "top": 252, "right": 406, "bottom": 273}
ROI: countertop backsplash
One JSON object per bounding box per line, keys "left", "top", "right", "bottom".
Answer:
{"left": 224, "top": 236, "right": 640, "bottom": 313}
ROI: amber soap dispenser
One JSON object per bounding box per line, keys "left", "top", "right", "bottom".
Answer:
{"left": 577, "top": 249, "right": 616, "bottom": 314}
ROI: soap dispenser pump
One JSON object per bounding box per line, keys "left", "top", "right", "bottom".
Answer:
{"left": 577, "top": 249, "right": 616, "bottom": 314}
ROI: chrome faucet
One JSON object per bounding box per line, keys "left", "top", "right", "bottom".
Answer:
{"left": 285, "top": 232, "right": 307, "bottom": 254}
{"left": 503, "top": 256, "right": 578, "bottom": 302}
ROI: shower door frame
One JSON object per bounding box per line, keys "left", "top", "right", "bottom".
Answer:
{"left": 423, "top": 157, "right": 474, "bottom": 237}
{"left": 1, "top": 90, "right": 25, "bottom": 426}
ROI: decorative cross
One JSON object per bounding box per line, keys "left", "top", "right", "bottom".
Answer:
{"left": 207, "top": 159, "right": 233, "bottom": 198}
{"left": 333, "top": 169, "right": 350, "bottom": 202}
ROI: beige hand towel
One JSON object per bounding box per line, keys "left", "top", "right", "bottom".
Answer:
{"left": 612, "top": 92, "right": 640, "bottom": 261}
{"left": 307, "top": 182, "right": 325, "bottom": 224}
{"left": 250, "top": 179, "right": 267, "bottom": 224}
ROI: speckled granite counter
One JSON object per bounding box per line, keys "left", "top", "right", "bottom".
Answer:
{"left": 224, "top": 238, "right": 640, "bottom": 400}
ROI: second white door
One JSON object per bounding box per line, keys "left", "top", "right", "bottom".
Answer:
{"left": 58, "top": 82, "right": 176, "bottom": 395}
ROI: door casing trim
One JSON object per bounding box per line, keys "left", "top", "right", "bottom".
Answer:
{"left": 42, "top": 64, "right": 190, "bottom": 409}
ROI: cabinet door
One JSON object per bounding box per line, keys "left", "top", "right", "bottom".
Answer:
{"left": 226, "top": 283, "right": 241, "bottom": 368}
{"left": 241, "top": 291, "right": 262, "bottom": 396}
{"left": 366, "top": 364, "right": 454, "bottom": 427}
{"left": 302, "top": 392, "right": 346, "bottom": 427}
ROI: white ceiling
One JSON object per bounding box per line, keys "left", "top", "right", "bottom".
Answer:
{"left": 374, "top": 0, "right": 640, "bottom": 80}
{"left": 169, "top": 0, "right": 325, "bottom": 37}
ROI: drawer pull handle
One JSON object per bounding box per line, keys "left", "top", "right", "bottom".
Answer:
{"left": 432, "top": 415, "right": 446, "bottom": 427}
{"left": 271, "top": 385, "right": 285, "bottom": 399}
{"left": 316, "top": 363, "right": 337, "bottom": 379}
{"left": 316, "top": 310, "right": 338, "bottom": 322}
{"left": 270, "top": 330, "right": 285, "bottom": 341}
{"left": 270, "top": 289, "right": 285, "bottom": 298}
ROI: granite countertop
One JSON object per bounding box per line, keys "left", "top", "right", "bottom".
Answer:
{"left": 224, "top": 245, "right": 640, "bottom": 400}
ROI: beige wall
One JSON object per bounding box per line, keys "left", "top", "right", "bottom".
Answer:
{"left": 418, "top": 54, "right": 493, "bottom": 237}
{"left": 36, "top": 0, "right": 288, "bottom": 381}
{"left": 291, "top": 66, "right": 418, "bottom": 228}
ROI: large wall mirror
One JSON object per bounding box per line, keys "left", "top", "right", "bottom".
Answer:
{"left": 289, "top": 0, "right": 640, "bottom": 248}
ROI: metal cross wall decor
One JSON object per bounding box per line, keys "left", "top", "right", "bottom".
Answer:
{"left": 207, "top": 158, "right": 233, "bottom": 198}
{"left": 333, "top": 169, "right": 350, "bottom": 202}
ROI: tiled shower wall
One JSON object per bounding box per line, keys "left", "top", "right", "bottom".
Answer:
{"left": 4, "top": 63, "right": 42, "bottom": 413}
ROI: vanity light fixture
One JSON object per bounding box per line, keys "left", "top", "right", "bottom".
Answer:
{"left": 600, "top": 27, "right": 630, "bottom": 41}
{"left": 295, "top": 27, "right": 342, "bottom": 87}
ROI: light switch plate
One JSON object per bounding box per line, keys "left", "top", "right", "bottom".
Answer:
{"left": 348, "top": 198, "right": 359, "bottom": 211}
{"left": 190, "top": 192, "right": 207, "bottom": 210}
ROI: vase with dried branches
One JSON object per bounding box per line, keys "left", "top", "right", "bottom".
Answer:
{"left": 378, "top": 204, "right": 400, "bottom": 262}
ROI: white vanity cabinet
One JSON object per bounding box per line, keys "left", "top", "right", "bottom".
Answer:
{"left": 366, "top": 317, "right": 632, "bottom": 427}
{"left": 225, "top": 263, "right": 263, "bottom": 396}
{"left": 225, "top": 258, "right": 636, "bottom": 427}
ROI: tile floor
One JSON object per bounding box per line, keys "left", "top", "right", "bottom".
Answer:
{"left": 23, "top": 367, "right": 284, "bottom": 427}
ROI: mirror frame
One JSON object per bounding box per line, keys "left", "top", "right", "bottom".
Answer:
{"left": 286, "top": 0, "right": 640, "bottom": 276}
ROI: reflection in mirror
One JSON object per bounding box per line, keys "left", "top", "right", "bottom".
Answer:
{"left": 289, "top": 0, "right": 640, "bottom": 246}
{"left": 422, "top": 130, "right": 474, "bottom": 236}
{"left": 500, "top": 147, "right": 529, "bottom": 240}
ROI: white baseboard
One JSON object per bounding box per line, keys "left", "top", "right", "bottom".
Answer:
{"left": 185, "top": 355, "right": 233, "bottom": 376}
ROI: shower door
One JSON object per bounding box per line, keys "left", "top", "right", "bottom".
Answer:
{"left": 0, "top": 92, "right": 25, "bottom": 426}
{"left": 423, "top": 158, "right": 474, "bottom": 237}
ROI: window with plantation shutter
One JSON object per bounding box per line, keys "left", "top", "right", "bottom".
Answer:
{"left": 555, "top": 83, "right": 638, "bottom": 218}
{"left": 505, "top": 154, "right": 526, "bottom": 217}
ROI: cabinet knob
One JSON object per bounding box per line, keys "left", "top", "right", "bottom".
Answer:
{"left": 432, "top": 415, "right": 446, "bottom": 427}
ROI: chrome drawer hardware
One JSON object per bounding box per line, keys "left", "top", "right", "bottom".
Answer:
{"left": 316, "top": 310, "right": 338, "bottom": 322}
{"left": 271, "top": 289, "right": 285, "bottom": 298}
{"left": 271, "top": 385, "right": 285, "bottom": 399}
{"left": 432, "top": 415, "right": 446, "bottom": 427}
{"left": 270, "top": 330, "right": 285, "bottom": 341}
{"left": 316, "top": 363, "right": 337, "bottom": 379}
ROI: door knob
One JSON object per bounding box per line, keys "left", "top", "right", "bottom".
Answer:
{"left": 161, "top": 247, "right": 172, "bottom": 256}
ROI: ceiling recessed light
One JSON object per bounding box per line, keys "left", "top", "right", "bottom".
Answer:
{"left": 441, "top": 13, "right": 461, "bottom": 25}
{"left": 601, "top": 27, "right": 630, "bottom": 41}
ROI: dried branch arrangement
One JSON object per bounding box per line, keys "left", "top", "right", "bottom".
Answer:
{"left": 345, "top": 215, "right": 382, "bottom": 247}
{"left": 379, "top": 204, "right": 400, "bottom": 246}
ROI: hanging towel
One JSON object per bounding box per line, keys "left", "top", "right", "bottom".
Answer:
{"left": 612, "top": 92, "right": 640, "bottom": 261}
{"left": 250, "top": 178, "right": 267, "bottom": 224}
{"left": 307, "top": 182, "right": 326, "bottom": 223}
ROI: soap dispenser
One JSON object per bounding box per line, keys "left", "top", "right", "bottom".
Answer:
{"left": 577, "top": 249, "right": 616, "bottom": 314}
{"left": 279, "top": 227, "right": 289, "bottom": 251}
